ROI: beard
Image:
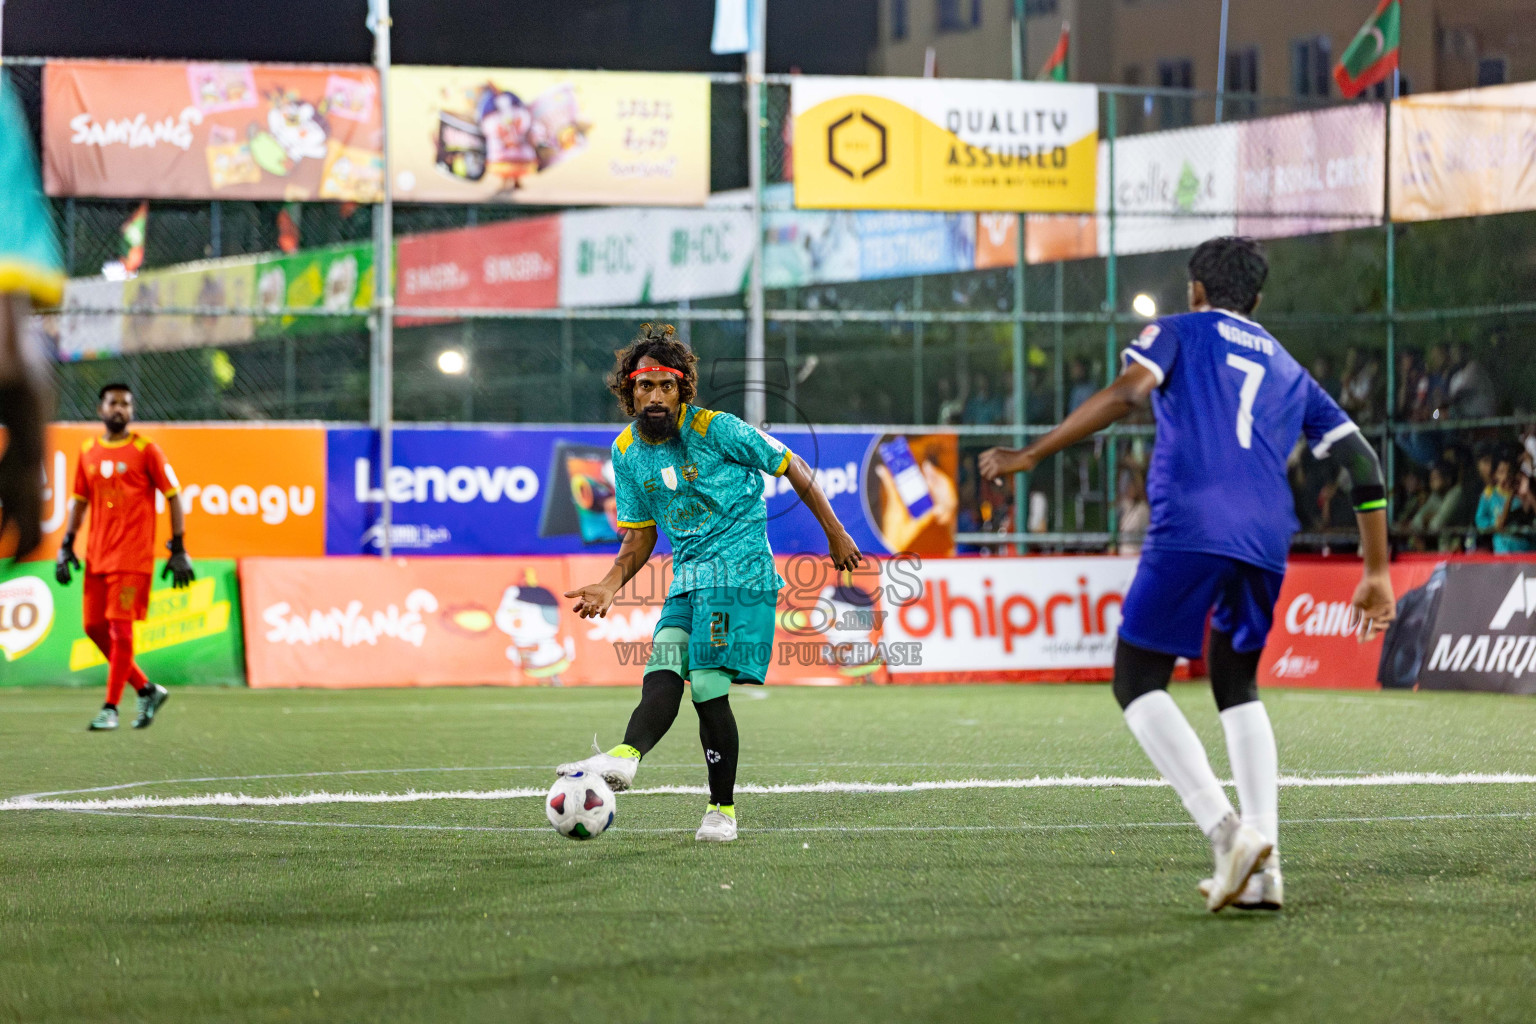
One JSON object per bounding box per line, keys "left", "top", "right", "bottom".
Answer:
{"left": 102, "top": 413, "right": 130, "bottom": 434}
{"left": 635, "top": 404, "right": 679, "bottom": 443}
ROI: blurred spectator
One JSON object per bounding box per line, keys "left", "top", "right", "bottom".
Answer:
{"left": 1476, "top": 451, "right": 1536, "bottom": 554}
{"left": 1394, "top": 466, "right": 1427, "bottom": 532}
{"left": 935, "top": 376, "right": 964, "bottom": 425}
{"left": 1117, "top": 465, "right": 1149, "bottom": 555}
{"left": 1396, "top": 349, "right": 1425, "bottom": 421}
{"left": 1339, "top": 348, "right": 1384, "bottom": 424}
{"left": 1446, "top": 342, "right": 1496, "bottom": 419}
{"left": 1407, "top": 461, "right": 1466, "bottom": 551}
{"left": 1422, "top": 343, "right": 1451, "bottom": 416}
{"left": 1067, "top": 357, "right": 1097, "bottom": 412}
{"left": 961, "top": 372, "right": 1004, "bottom": 426}
{"left": 1311, "top": 354, "right": 1341, "bottom": 402}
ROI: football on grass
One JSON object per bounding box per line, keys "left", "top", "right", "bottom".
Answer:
{"left": 545, "top": 772, "right": 616, "bottom": 840}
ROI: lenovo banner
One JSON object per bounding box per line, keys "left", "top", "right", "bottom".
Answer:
{"left": 44, "top": 60, "right": 383, "bottom": 202}
{"left": 324, "top": 426, "right": 957, "bottom": 559}
{"left": 1256, "top": 559, "right": 1437, "bottom": 690}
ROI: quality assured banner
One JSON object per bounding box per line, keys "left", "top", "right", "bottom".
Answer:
{"left": 1, "top": 559, "right": 244, "bottom": 687}
{"left": 43, "top": 59, "right": 383, "bottom": 202}
{"left": 20, "top": 423, "right": 328, "bottom": 564}
{"left": 1255, "top": 559, "right": 1437, "bottom": 690}
{"left": 389, "top": 67, "right": 710, "bottom": 206}
{"left": 1390, "top": 81, "right": 1536, "bottom": 222}
{"left": 792, "top": 76, "right": 1098, "bottom": 213}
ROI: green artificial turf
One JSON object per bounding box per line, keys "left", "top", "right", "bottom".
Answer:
{"left": 2, "top": 683, "right": 1535, "bottom": 1024}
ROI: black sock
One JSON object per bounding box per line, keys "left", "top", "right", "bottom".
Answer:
{"left": 694, "top": 695, "right": 739, "bottom": 806}
{"left": 136, "top": 684, "right": 154, "bottom": 698}
{"left": 102, "top": 703, "right": 116, "bottom": 711}
{"left": 621, "top": 671, "right": 684, "bottom": 756}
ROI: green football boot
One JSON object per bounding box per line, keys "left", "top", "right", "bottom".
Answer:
{"left": 132, "top": 684, "right": 169, "bottom": 729}
{"left": 88, "top": 707, "right": 118, "bottom": 731}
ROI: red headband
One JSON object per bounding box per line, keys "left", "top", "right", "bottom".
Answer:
{"left": 629, "top": 365, "right": 684, "bottom": 379}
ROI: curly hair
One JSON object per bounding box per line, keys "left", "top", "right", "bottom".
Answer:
{"left": 1188, "top": 236, "right": 1268, "bottom": 314}
{"left": 605, "top": 322, "right": 699, "bottom": 416}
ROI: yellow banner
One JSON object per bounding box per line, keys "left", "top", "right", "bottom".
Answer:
{"left": 389, "top": 67, "right": 710, "bottom": 206}
{"left": 68, "top": 577, "right": 232, "bottom": 670}
{"left": 1391, "top": 82, "right": 1536, "bottom": 222}
{"left": 792, "top": 76, "right": 1098, "bottom": 213}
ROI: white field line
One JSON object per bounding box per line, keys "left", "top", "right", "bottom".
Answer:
{"left": 55, "top": 808, "right": 1536, "bottom": 835}
{"left": 6, "top": 772, "right": 1536, "bottom": 813}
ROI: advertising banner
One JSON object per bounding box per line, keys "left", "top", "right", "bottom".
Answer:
{"left": 557, "top": 208, "right": 753, "bottom": 306}
{"left": 56, "top": 276, "right": 125, "bottom": 361}
{"left": 763, "top": 210, "right": 974, "bottom": 288}
{"left": 25, "top": 423, "right": 327, "bottom": 564}
{"left": 388, "top": 67, "right": 710, "bottom": 207}
{"left": 252, "top": 242, "right": 373, "bottom": 336}
{"left": 43, "top": 60, "right": 383, "bottom": 202}
{"left": 973, "top": 213, "right": 1099, "bottom": 268}
{"left": 1415, "top": 560, "right": 1536, "bottom": 694}
{"left": 123, "top": 257, "right": 256, "bottom": 352}
{"left": 1390, "top": 82, "right": 1536, "bottom": 222}
{"left": 324, "top": 425, "right": 956, "bottom": 559}
{"left": 1237, "top": 104, "right": 1385, "bottom": 239}
{"left": 1098, "top": 122, "right": 1239, "bottom": 256}
{"left": 882, "top": 555, "right": 1137, "bottom": 679}
{"left": 791, "top": 76, "right": 1098, "bottom": 213}
{"left": 396, "top": 215, "right": 560, "bottom": 321}
{"left": 1, "top": 559, "right": 244, "bottom": 687}
{"left": 1256, "top": 559, "right": 1437, "bottom": 690}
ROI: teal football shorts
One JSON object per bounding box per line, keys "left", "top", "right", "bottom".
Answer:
{"left": 647, "top": 587, "right": 779, "bottom": 698}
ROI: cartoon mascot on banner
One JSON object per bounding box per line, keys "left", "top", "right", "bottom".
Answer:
{"left": 495, "top": 570, "right": 575, "bottom": 682}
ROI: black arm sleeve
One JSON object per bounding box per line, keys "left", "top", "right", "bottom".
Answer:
{"left": 1326, "top": 428, "right": 1386, "bottom": 512}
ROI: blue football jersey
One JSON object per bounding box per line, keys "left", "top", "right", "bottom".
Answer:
{"left": 1122, "top": 309, "right": 1356, "bottom": 572}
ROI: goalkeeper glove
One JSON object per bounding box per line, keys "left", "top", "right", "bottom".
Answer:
{"left": 55, "top": 533, "right": 81, "bottom": 585}
{"left": 162, "top": 535, "right": 195, "bottom": 589}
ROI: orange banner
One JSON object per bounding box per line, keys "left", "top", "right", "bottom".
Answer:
{"left": 241, "top": 555, "right": 888, "bottom": 689}
{"left": 43, "top": 60, "right": 383, "bottom": 202}
{"left": 26, "top": 423, "right": 326, "bottom": 563}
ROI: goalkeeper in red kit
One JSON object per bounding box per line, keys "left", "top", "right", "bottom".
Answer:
{"left": 55, "top": 384, "right": 194, "bottom": 731}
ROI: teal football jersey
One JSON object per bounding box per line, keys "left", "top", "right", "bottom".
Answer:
{"left": 0, "top": 83, "right": 63, "bottom": 306}
{"left": 612, "top": 404, "right": 793, "bottom": 595}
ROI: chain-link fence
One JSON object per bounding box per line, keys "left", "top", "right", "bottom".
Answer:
{"left": 14, "top": 54, "right": 1536, "bottom": 556}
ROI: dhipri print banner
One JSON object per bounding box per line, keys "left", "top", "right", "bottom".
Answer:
{"left": 791, "top": 76, "right": 1097, "bottom": 213}
{"left": 388, "top": 67, "right": 710, "bottom": 206}
{"left": 43, "top": 60, "right": 383, "bottom": 202}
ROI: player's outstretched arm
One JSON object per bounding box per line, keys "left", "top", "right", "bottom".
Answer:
{"left": 565, "top": 524, "right": 657, "bottom": 619}
{"left": 979, "top": 362, "right": 1159, "bottom": 484}
{"left": 1327, "top": 429, "right": 1395, "bottom": 641}
{"left": 54, "top": 498, "right": 87, "bottom": 585}
{"left": 784, "top": 453, "right": 862, "bottom": 570}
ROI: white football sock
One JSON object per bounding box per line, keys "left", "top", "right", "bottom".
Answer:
{"left": 1123, "top": 690, "right": 1234, "bottom": 837}
{"left": 1220, "top": 700, "right": 1279, "bottom": 856}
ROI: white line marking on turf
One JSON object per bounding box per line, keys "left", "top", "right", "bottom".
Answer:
{"left": 8, "top": 772, "right": 1536, "bottom": 813}
{"left": 51, "top": 808, "right": 1536, "bottom": 835}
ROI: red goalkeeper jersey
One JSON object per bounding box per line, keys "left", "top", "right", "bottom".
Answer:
{"left": 72, "top": 433, "right": 180, "bottom": 576}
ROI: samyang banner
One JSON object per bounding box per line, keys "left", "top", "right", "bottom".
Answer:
{"left": 324, "top": 426, "right": 957, "bottom": 559}
{"left": 791, "top": 76, "right": 1097, "bottom": 213}
{"left": 43, "top": 60, "right": 383, "bottom": 202}
{"left": 388, "top": 67, "right": 710, "bottom": 206}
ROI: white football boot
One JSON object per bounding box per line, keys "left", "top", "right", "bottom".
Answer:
{"left": 1205, "top": 812, "right": 1273, "bottom": 913}
{"left": 555, "top": 737, "right": 639, "bottom": 792}
{"left": 1201, "top": 853, "right": 1283, "bottom": 910}
{"left": 695, "top": 808, "right": 738, "bottom": 842}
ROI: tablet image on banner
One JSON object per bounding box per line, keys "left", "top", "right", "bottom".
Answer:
{"left": 864, "top": 434, "right": 958, "bottom": 557}
{"left": 539, "top": 443, "right": 621, "bottom": 544}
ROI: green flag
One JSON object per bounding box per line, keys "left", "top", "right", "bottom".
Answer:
{"left": 1334, "top": 0, "right": 1400, "bottom": 99}
{"left": 1037, "top": 24, "right": 1069, "bottom": 82}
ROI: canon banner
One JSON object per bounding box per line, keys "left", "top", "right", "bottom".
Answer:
{"left": 792, "top": 76, "right": 1098, "bottom": 213}
{"left": 388, "top": 67, "right": 710, "bottom": 207}
{"left": 43, "top": 60, "right": 383, "bottom": 202}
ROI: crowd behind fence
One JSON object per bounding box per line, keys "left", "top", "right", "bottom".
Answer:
{"left": 10, "top": 55, "right": 1536, "bottom": 556}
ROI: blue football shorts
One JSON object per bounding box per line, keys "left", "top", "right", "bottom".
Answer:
{"left": 1117, "top": 548, "right": 1286, "bottom": 660}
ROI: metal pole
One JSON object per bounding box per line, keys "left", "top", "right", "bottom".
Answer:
{"left": 1214, "top": 0, "right": 1230, "bottom": 123}
{"left": 1384, "top": 71, "right": 1398, "bottom": 524}
{"left": 912, "top": 276, "right": 924, "bottom": 422}
{"left": 744, "top": 0, "right": 768, "bottom": 427}
{"left": 369, "top": 0, "right": 395, "bottom": 558}
{"left": 1104, "top": 91, "right": 1119, "bottom": 547}
{"left": 210, "top": 201, "right": 222, "bottom": 258}
{"left": 1052, "top": 260, "right": 1065, "bottom": 530}
{"left": 1011, "top": 0, "right": 1028, "bottom": 553}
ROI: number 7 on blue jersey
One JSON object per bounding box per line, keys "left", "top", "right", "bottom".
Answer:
{"left": 1225, "top": 353, "right": 1266, "bottom": 449}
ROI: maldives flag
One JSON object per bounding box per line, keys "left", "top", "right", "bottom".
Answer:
{"left": 1038, "top": 24, "right": 1069, "bottom": 82}
{"left": 120, "top": 202, "right": 148, "bottom": 274}
{"left": 1334, "top": 0, "right": 1401, "bottom": 98}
